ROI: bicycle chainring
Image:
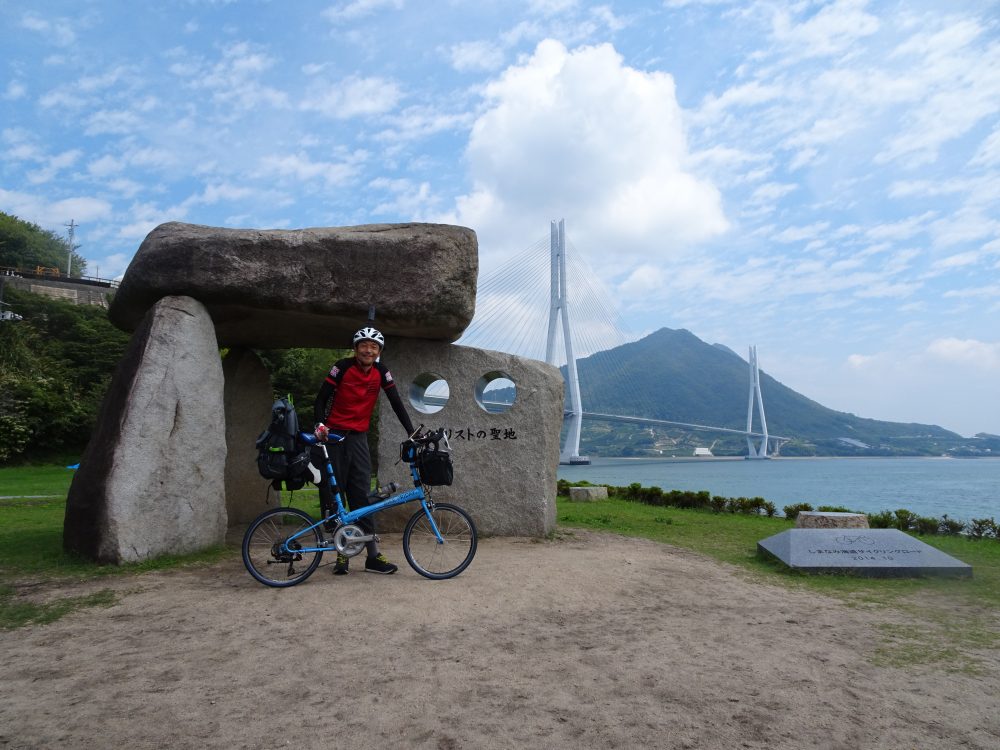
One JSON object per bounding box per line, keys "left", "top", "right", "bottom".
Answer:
{"left": 333, "top": 524, "right": 366, "bottom": 556}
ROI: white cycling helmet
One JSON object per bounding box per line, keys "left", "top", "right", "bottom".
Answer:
{"left": 353, "top": 326, "right": 385, "bottom": 349}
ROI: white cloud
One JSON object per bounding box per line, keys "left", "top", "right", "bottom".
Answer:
{"left": 970, "top": 126, "right": 1000, "bottom": 167}
{"left": 84, "top": 110, "right": 143, "bottom": 136}
{"left": 0, "top": 188, "right": 112, "bottom": 228}
{"left": 875, "top": 18, "right": 1000, "bottom": 166}
{"left": 926, "top": 338, "right": 1000, "bottom": 372}
{"left": 865, "top": 212, "right": 934, "bottom": 241}
{"left": 87, "top": 155, "right": 125, "bottom": 177}
{"left": 301, "top": 75, "right": 401, "bottom": 118}
{"left": 369, "top": 177, "right": 437, "bottom": 217}
{"left": 376, "top": 106, "right": 472, "bottom": 143}
{"left": 448, "top": 41, "right": 505, "bottom": 72}
{"left": 769, "top": 0, "right": 879, "bottom": 59}
{"left": 256, "top": 151, "right": 366, "bottom": 186}
{"left": 443, "top": 39, "right": 727, "bottom": 263}
{"left": 322, "top": 0, "right": 404, "bottom": 22}
{"left": 527, "top": 0, "right": 579, "bottom": 15}
{"left": 118, "top": 201, "right": 189, "bottom": 241}
{"left": 4, "top": 81, "right": 26, "bottom": 100}
{"left": 772, "top": 222, "right": 829, "bottom": 243}
{"left": 20, "top": 12, "right": 76, "bottom": 47}
{"left": 748, "top": 181, "right": 797, "bottom": 204}
{"left": 171, "top": 42, "right": 289, "bottom": 111}
{"left": 26, "top": 149, "right": 83, "bottom": 185}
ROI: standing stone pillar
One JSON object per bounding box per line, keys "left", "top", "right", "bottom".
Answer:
{"left": 64, "top": 296, "right": 227, "bottom": 563}
{"left": 222, "top": 348, "right": 275, "bottom": 525}
{"left": 376, "top": 340, "right": 563, "bottom": 536}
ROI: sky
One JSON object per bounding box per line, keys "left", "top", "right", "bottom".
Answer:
{"left": 2, "top": 0, "right": 999, "bottom": 437}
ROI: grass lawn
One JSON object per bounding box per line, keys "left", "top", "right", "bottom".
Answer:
{"left": 0, "top": 464, "right": 76, "bottom": 498}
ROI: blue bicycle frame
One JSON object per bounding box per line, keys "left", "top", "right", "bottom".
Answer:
{"left": 276, "top": 431, "right": 445, "bottom": 555}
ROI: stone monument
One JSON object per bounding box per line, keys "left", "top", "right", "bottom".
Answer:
{"left": 65, "top": 221, "right": 564, "bottom": 563}
{"left": 374, "top": 339, "right": 563, "bottom": 536}
{"left": 64, "top": 295, "right": 227, "bottom": 562}
{"left": 758, "top": 528, "right": 972, "bottom": 578}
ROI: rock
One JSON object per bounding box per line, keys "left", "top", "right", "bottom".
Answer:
{"left": 222, "top": 348, "right": 276, "bottom": 525}
{"left": 108, "top": 222, "right": 478, "bottom": 348}
{"left": 64, "top": 296, "right": 227, "bottom": 563}
{"left": 569, "top": 486, "right": 608, "bottom": 502}
{"left": 375, "top": 340, "right": 563, "bottom": 536}
{"left": 795, "top": 511, "right": 870, "bottom": 529}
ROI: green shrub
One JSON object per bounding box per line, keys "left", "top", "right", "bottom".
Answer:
{"left": 641, "top": 486, "right": 664, "bottom": 505}
{"left": 914, "top": 516, "right": 939, "bottom": 536}
{"left": 939, "top": 515, "right": 966, "bottom": 535}
{"left": 867, "top": 510, "right": 895, "bottom": 528}
{"left": 968, "top": 518, "right": 998, "bottom": 541}
{"left": 893, "top": 508, "right": 917, "bottom": 531}
{"left": 598, "top": 481, "right": 985, "bottom": 542}
{"left": 782, "top": 502, "right": 813, "bottom": 521}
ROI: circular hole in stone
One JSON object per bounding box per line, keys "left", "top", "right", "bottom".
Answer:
{"left": 410, "top": 372, "right": 450, "bottom": 414}
{"left": 475, "top": 371, "right": 517, "bottom": 414}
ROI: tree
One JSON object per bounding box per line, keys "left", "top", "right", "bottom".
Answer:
{"left": 0, "top": 211, "right": 87, "bottom": 276}
{"left": 256, "top": 347, "right": 349, "bottom": 410}
{"left": 0, "top": 287, "right": 128, "bottom": 463}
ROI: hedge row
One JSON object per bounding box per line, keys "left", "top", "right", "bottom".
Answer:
{"left": 782, "top": 502, "right": 999, "bottom": 540}
{"left": 558, "top": 479, "right": 778, "bottom": 517}
{"left": 557, "top": 479, "right": 1000, "bottom": 541}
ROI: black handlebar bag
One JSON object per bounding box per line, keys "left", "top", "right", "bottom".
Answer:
{"left": 417, "top": 449, "right": 453, "bottom": 486}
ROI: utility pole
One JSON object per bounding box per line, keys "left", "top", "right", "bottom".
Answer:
{"left": 64, "top": 219, "right": 77, "bottom": 277}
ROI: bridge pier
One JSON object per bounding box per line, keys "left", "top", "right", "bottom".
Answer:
{"left": 745, "top": 345, "right": 770, "bottom": 459}
{"left": 546, "top": 219, "right": 589, "bottom": 465}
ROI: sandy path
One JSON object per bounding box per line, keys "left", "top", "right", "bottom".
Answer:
{"left": 2, "top": 530, "right": 998, "bottom": 749}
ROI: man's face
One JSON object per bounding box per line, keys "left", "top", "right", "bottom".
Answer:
{"left": 354, "top": 339, "right": 381, "bottom": 366}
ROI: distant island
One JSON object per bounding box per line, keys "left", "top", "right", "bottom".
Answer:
{"left": 565, "top": 327, "right": 999, "bottom": 458}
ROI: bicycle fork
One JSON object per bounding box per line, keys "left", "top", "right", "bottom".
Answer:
{"left": 420, "top": 500, "right": 447, "bottom": 544}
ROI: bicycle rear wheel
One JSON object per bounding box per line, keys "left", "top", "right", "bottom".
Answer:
{"left": 242, "top": 507, "right": 324, "bottom": 587}
{"left": 403, "top": 503, "right": 478, "bottom": 580}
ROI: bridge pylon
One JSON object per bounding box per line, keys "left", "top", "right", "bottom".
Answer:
{"left": 745, "top": 345, "right": 770, "bottom": 459}
{"left": 546, "top": 219, "right": 589, "bottom": 465}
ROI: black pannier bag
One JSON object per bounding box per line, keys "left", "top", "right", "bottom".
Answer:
{"left": 417, "top": 449, "right": 453, "bottom": 486}
{"left": 256, "top": 397, "right": 312, "bottom": 491}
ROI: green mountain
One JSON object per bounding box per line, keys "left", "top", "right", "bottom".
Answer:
{"left": 569, "top": 327, "right": 997, "bottom": 458}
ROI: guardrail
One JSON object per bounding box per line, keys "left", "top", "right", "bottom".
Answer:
{"left": 1, "top": 266, "right": 119, "bottom": 288}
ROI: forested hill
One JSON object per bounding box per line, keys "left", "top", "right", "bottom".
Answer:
{"left": 572, "top": 327, "right": 993, "bottom": 457}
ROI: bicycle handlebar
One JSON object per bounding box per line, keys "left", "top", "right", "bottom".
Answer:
{"left": 298, "top": 431, "right": 345, "bottom": 446}
{"left": 409, "top": 426, "right": 445, "bottom": 445}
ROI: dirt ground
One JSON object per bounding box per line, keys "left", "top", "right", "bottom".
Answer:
{"left": 2, "top": 529, "right": 998, "bottom": 750}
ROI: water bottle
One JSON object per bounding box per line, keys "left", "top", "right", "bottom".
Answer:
{"left": 370, "top": 481, "right": 399, "bottom": 500}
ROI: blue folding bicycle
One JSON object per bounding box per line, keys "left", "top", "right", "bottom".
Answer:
{"left": 241, "top": 428, "right": 477, "bottom": 587}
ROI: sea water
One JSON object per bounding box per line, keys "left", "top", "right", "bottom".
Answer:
{"left": 557, "top": 457, "right": 1000, "bottom": 522}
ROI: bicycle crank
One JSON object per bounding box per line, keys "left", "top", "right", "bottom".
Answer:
{"left": 332, "top": 524, "right": 373, "bottom": 556}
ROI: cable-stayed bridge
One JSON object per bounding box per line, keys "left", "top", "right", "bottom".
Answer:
{"left": 457, "top": 220, "right": 789, "bottom": 464}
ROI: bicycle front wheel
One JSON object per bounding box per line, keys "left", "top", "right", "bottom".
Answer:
{"left": 242, "top": 507, "right": 324, "bottom": 587}
{"left": 403, "top": 503, "right": 478, "bottom": 580}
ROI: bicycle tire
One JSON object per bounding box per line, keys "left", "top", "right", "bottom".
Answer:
{"left": 242, "top": 507, "right": 324, "bottom": 587}
{"left": 402, "top": 503, "right": 478, "bottom": 580}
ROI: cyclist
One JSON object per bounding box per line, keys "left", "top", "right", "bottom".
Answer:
{"left": 313, "top": 326, "right": 415, "bottom": 575}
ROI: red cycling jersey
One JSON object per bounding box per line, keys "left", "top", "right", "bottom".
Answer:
{"left": 314, "top": 357, "right": 414, "bottom": 434}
